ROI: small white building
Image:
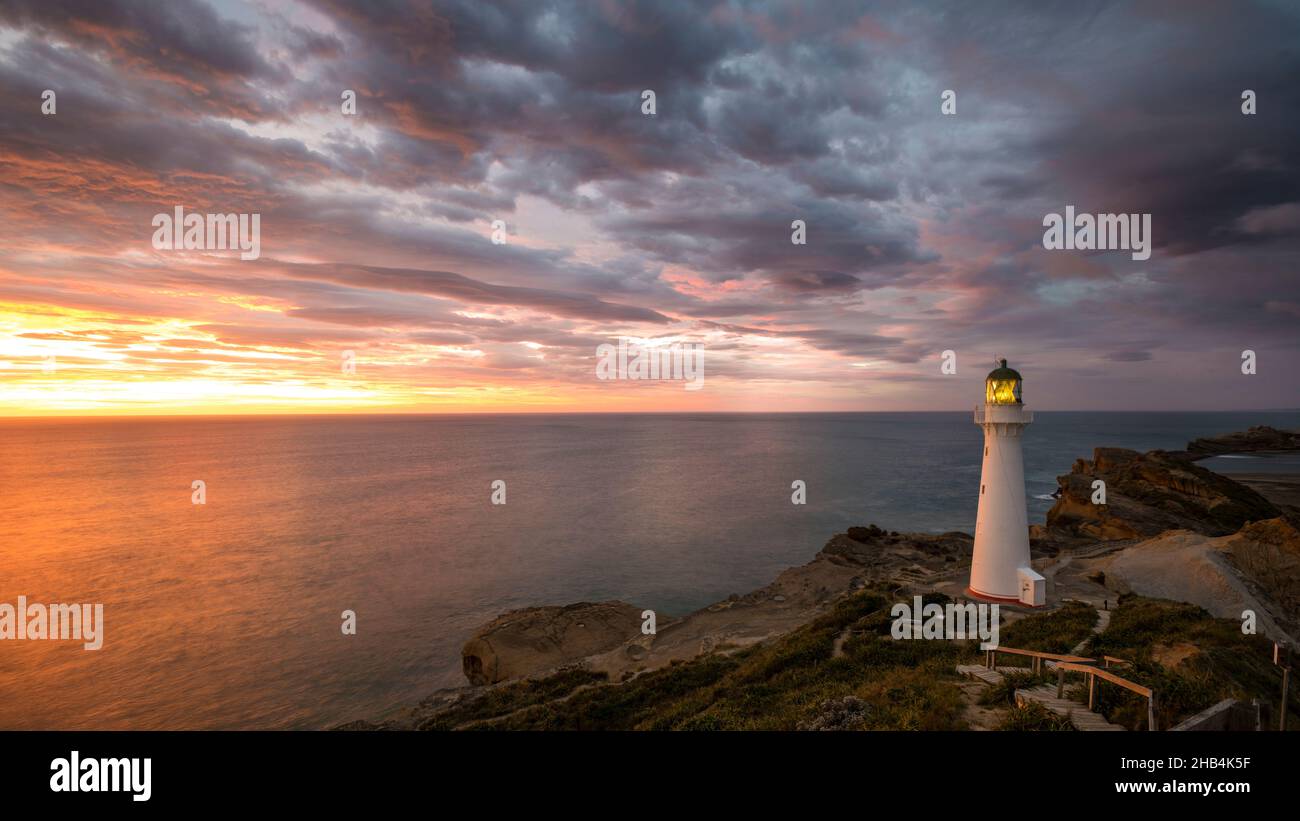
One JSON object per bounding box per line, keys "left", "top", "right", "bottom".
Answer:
{"left": 969, "top": 359, "right": 1045, "bottom": 606}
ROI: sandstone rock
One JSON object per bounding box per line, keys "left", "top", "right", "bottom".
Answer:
{"left": 1044, "top": 447, "right": 1280, "bottom": 540}
{"left": 461, "top": 601, "right": 644, "bottom": 685}
{"left": 1223, "top": 517, "right": 1300, "bottom": 637}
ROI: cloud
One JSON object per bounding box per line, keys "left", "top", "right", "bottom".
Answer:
{"left": 1, "top": 0, "right": 1298, "bottom": 412}
{"left": 1104, "top": 350, "right": 1154, "bottom": 363}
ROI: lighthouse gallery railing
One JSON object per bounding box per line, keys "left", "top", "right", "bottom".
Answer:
{"left": 973, "top": 405, "right": 1034, "bottom": 424}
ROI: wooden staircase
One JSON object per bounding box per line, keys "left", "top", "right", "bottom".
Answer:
{"left": 955, "top": 664, "right": 1005, "bottom": 686}
{"left": 1013, "top": 684, "right": 1126, "bottom": 730}
{"left": 957, "top": 608, "right": 1153, "bottom": 731}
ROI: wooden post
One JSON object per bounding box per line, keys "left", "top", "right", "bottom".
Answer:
{"left": 1281, "top": 667, "right": 1290, "bottom": 732}
{"left": 1088, "top": 674, "right": 1096, "bottom": 710}
{"left": 1057, "top": 667, "right": 1065, "bottom": 699}
{"left": 1148, "top": 694, "right": 1156, "bottom": 731}
{"left": 1276, "top": 641, "right": 1291, "bottom": 731}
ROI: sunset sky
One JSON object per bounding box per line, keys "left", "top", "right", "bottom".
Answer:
{"left": 1, "top": 0, "right": 1298, "bottom": 415}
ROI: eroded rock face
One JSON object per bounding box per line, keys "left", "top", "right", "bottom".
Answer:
{"left": 461, "top": 601, "right": 644, "bottom": 685}
{"left": 1044, "top": 447, "right": 1280, "bottom": 540}
{"left": 1100, "top": 518, "right": 1300, "bottom": 645}
{"left": 1224, "top": 517, "right": 1300, "bottom": 638}
{"left": 1187, "top": 426, "right": 1300, "bottom": 457}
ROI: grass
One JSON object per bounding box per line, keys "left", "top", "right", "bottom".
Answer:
{"left": 428, "top": 588, "right": 975, "bottom": 730}
{"left": 979, "top": 669, "right": 1052, "bottom": 708}
{"left": 415, "top": 667, "right": 609, "bottom": 730}
{"left": 995, "top": 599, "right": 1099, "bottom": 655}
{"left": 415, "top": 591, "right": 1295, "bottom": 731}
{"left": 998, "top": 700, "right": 1076, "bottom": 731}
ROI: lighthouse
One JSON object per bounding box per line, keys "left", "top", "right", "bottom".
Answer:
{"left": 969, "top": 359, "right": 1045, "bottom": 606}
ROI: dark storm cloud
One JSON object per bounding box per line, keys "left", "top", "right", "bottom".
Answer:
{"left": 0, "top": 39, "right": 335, "bottom": 213}
{"left": 0, "top": 0, "right": 288, "bottom": 122}
{"left": 601, "top": 190, "right": 928, "bottom": 288}
{"left": 924, "top": 0, "right": 1300, "bottom": 257}
{"left": 0, "top": 0, "right": 273, "bottom": 79}
{"left": 306, "top": 0, "right": 754, "bottom": 90}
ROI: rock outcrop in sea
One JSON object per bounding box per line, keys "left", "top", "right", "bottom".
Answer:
{"left": 1186, "top": 425, "right": 1300, "bottom": 456}
{"left": 461, "top": 601, "right": 646, "bottom": 686}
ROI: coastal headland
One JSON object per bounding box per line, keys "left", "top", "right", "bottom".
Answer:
{"left": 346, "top": 426, "right": 1300, "bottom": 731}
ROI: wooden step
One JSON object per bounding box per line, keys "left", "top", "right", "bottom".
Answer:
{"left": 1014, "top": 685, "right": 1126, "bottom": 731}
{"left": 956, "top": 664, "right": 1005, "bottom": 686}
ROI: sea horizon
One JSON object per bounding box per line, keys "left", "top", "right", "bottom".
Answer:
{"left": 5, "top": 407, "right": 1299, "bottom": 420}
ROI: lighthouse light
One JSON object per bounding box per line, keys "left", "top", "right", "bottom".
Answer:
{"left": 985, "top": 378, "right": 1021, "bottom": 404}
{"left": 983, "top": 359, "right": 1023, "bottom": 405}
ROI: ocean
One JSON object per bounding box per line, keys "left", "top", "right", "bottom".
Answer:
{"left": 1, "top": 410, "right": 1296, "bottom": 729}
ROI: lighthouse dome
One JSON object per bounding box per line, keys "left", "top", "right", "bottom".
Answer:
{"left": 985, "top": 358, "right": 1023, "bottom": 404}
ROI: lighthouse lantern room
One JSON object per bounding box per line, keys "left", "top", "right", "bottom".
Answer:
{"left": 969, "top": 359, "right": 1045, "bottom": 606}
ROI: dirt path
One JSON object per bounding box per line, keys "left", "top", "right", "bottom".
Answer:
{"left": 831, "top": 627, "right": 853, "bottom": 659}
{"left": 957, "top": 680, "right": 1007, "bottom": 730}
{"left": 1070, "top": 608, "right": 1111, "bottom": 655}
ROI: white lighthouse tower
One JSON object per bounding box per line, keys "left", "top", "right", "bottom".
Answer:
{"left": 969, "top": 359, "right": 1045, "bottom": 606}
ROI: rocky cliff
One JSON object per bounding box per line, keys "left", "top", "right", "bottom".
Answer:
{"left": 1186, "top": 425, "right": 1300, "bottom": 456}
{"left": 1042, "top": 447, "right": 1282, "bottom": 541}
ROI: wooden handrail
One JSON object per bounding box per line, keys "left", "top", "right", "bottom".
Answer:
{"left": 983, "top": 645, "right": 1095, "bottom": 674}
{"left": 1055, "top": 660, "right": 1157, "bottom": 730}
{"left": 988, "top": 647, "right": 1094, "bottom": 663}
{"left": 1056, "top": 662, "right": 1152, "bottom": 698}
